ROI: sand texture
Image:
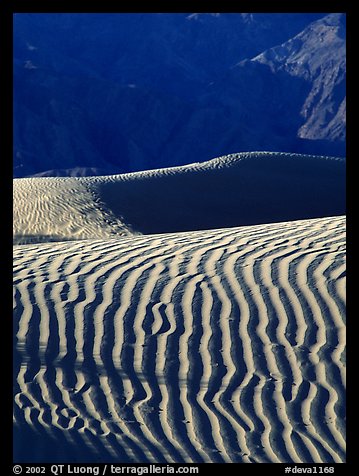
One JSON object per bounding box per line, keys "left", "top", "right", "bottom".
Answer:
{"left": 14, "top": 152, "right": 345, "bottom": 244}
{"left": 13, "top": 215, "right": 346, "bottom": 463}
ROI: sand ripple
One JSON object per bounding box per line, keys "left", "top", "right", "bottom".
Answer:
{"left": 13, "top": 216, "right": 346, "bottom": 463}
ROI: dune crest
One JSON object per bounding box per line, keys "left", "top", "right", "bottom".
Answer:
{"left": 14, "top": 152, "right": 345, "bottom": 244}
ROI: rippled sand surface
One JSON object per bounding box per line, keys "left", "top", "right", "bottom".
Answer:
{"left": 13, "top": 216, "right": 346, "bottom": 462}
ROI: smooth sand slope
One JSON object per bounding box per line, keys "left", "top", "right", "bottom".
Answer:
{"left": 13, "top": 152, "right": 345, "bottom": 244}
{"left": 13, "top": 215, "right": 346, "bottom": 463}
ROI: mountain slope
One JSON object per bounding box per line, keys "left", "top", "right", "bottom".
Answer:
{"left": 251, "top": 13, "right": 346, "bottom": 142}
{"left": 13, "top": 13, "right": 345, "bottom": 177}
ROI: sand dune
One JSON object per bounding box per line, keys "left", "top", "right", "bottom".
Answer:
{"left": 13, "top": 176, "right": 135, "bottom": 244}
{"left": 13, "top": 215, "right": 346, "bottom": 463}
{"left": 13, "top": 152, "right": 345, "bottom": 244}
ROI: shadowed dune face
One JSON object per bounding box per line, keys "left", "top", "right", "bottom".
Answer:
{"left": 13, "top": 216, "right": 346, "bottom": 463}
{"left": 13, "top": 152, "right": 345, "bottom": 244}
{"left": 94, "top": 152, "right": 345, "bottom": 234}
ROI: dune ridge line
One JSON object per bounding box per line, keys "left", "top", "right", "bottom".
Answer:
{"left": 13, "top": 152, "right": 345, "bottom": 244}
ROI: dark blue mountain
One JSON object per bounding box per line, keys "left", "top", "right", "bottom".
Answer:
{"left": 13, "top": 13, "right": 345, "bottom": 177}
